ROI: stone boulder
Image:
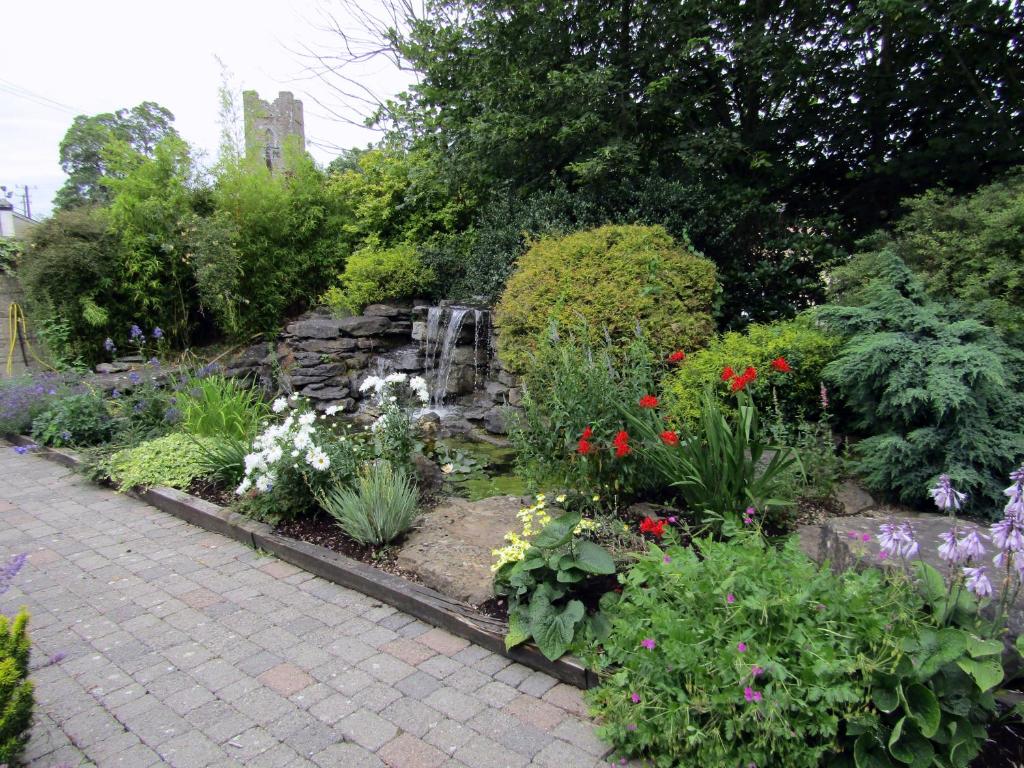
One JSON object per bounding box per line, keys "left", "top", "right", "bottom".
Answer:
{"left": 397, "top": 495, "right": 527, "bottom": 606}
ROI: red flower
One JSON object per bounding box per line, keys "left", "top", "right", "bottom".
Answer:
{"left": 639, "top": 395, "right": 659, "bottom": 409}
{"left": 640, "top": 517, "right": 667, "bottom": 537}
{"left": 721, "top": 366, "right": 735, "bottom": 381}
{"left": 581, "top": 425, "right": 593, "bottom": 439}
{"left": 771, "top": 357, "right": 791, "bottom": 373}
{"left": 743, "top": 366, "right": 757, "bottom": 381}
{"left": 660, "top": 430, "right": 679, "bottom": 446}
{"left": 667, "top": 350, "right": 686, "bottom": 364}
{"left": 578, "top": 439, "right": 592, "bottom": 455}
{"left": 730, "top": 375, "right": 748, "bottom": 392}
{"left": 612, "top": 430, "right": 630, "bottom": 458}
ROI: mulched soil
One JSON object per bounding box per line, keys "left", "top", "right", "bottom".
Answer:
{"left": 275, "top": 514, "right": 421, "bottom": 582}
{"left": 973, "top": 707, "right": 1024, "bottom": 767}
{"left": 186, "top": 477, "right": 235, "bottom": 507}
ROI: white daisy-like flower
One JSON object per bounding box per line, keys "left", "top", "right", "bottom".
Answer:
{"left": 384, "top": 372, "right": 407, "bottom": 384}
{"left": 271, "top": 397, "right": 288, "bottom": 413}
{"left": 299, "top": 412, "right": 316, "bottom": 426}
{"left": 293, "top": 431, "right": 312, "bottom": 451}
{"left": 441, "top": 463, "right": 455, "bottom": 474}
{"left": 282, "top": 415, "right": 294, "bottom": 430}
{"left": 359, "top": 375, "right": 384, "bottom": 393}
{"left": 264, "top": 445, "right": 283, "bottom": 464}
{"left": 289, "top": 393, "right": 299, "bottom": 401}
{"left": 255, "top": 474, "right": 274, "bottom": 493}
{"left": 243, "top": 453, "right": 265, "bottom": 475}
{"left": 306, "top": 449, "right": 330, "bottom": 471}
{"left": 291, "top": 450, "right": 299, "bottom": 457}
{"left": 235, "top": 478, "right": 251, "bottom": 495}
{"left": 325, "top": 405, "right": 340, "bottom": 416}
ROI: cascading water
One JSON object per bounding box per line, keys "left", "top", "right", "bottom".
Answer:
{"left": 424, "top": 306, "right": 471, "bottom": 409}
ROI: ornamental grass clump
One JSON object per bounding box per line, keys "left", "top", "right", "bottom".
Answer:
{"left": 319, "top": 461, "right": 419, "bottom": 546}
{"left": 586, "top": 534, "right": 917, "bottom": 768}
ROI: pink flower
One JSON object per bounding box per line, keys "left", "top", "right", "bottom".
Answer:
{"left": 861, "top": 533, "right": 871, "bottom": 542}
{"left": 751, "top": 666, "right": 764, "bottom": 677}
{"left": 753, "top": 691, "right": 762, "bottom": 702}
{"left": 667, "top": 516, "right": 677, "bottom": 523}
{"left": 663, "top": 555, "right": 672, "bottom": 564}
{"left": 641, "top": 638, "right": 656, "bottom": 650}
{"left": 626, "top": 724, "right": 637, "bottom": 731}
{"left": 744, "top": 686, "right": 756, "bottom": 701}
{"left": 630, "top": 692, "right": 640, "bottom": 703}
{"left": 737, "top": 642, "right": 747, "bottom": 653}
{"left": 878, "top": 550, "right": 889, "bottom": 560}
{"left": 726, "top": 593, "right": 735, "bottom": 604}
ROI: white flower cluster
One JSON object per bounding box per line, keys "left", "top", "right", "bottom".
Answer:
{"left": 236, "top": 398, "right": 331, "bottom": 496}
{"left": 358, "top": 373, "right": 429, "bottom": 406}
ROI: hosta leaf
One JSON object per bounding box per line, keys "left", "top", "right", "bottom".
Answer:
{"left": 531, "top": 599, "right": 585, "bottom": 661}
{"left": 955, "top": 656, "right": 1003, "bottom": 692}
{"left": 965, "top": 635, "right": 1003, "bottom": 659}
{"left": 571, "top": 540, "right": 616, "bottom": 575}
{"left": 533, "top": 511, "right": 582, "bottom": 550}
{"left": 903, "top": 683, "right": 940, "bottom": 738}
{"left": 505, "top": 611, "right": 530, "bottom": 650}
{"left": 873, "top": 685, "right": 901, "bottom": 714}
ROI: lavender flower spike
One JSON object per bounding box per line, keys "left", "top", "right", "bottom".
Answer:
{"left": 938, "top": 529, "right": 965, "bottom": 565}
{"left": 0, "top": 553, "right": 28, "bottom": 596}
{"left": 878, "top": 521, "right": 918, "bottom": 560}
{"left": 929, "top": 474, "right": 966, "bottom": 513}
{"left": 963, "top": 566, "right": 993, "bottom": 598}
{"left": 1004, "top": 465, "right": 1024, "bottom": 516}
{"left": 957, "top": 530, "right": 987, "bottom": 563}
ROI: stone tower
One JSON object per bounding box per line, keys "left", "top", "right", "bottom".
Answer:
{"left": 243, "top": 90, "right": 305, "bottom": 173}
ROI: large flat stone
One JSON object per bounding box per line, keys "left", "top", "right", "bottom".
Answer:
{"left": 397, "top": 495, "right": 527, "bottom": 606}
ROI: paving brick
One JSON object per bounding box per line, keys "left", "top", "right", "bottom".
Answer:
{"left": 424, "top": 688, "right": 487, "bottom": 722}
{"left": 338, "top": 709, "right": 400, "bottom": 751}
{"left": 383, "top": 637, "right": 437, "bottom": 666}
{"left": 454, "top": 734, "right": 530, "bottom": 768}
{"left": 504, "top": 694, "right": 567, "bottom": 732}
{"left": 417, "top": 628, "right": 470, "bottom": 656}
{"left": 518, "top": 670, "right": 559, "bottom": 698}
{"left": 381, "top": 697, "right": 442, "bottom": 737}
{"left": 312, "top": 742, "right": 385, "bottom": 768}
{"left": 259, "top": 662, "right": 315, "bottom": 697}
{"left": 543, "top": 683, "right": 590, "bottom": 718}
{"left": 378, "top": 732, "right": 449, "bottom": 768}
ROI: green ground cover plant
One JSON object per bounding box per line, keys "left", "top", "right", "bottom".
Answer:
{"left": 495, "top": 225, "right": 717, "bottom": 372}
{"left": 31, "top": 391, "right": 113, "bottom": 448}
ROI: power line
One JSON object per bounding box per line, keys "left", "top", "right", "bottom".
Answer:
{"left": 0, "top": 77, "right": 83, "bottom": 115}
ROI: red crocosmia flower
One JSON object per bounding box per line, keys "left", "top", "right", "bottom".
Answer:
{"left": 721, "top": 366, "right": 735, "bottom": 382}
{"left": 660, "top": 430, "right": 679, "bottom": 446}
{"left": 667, "top": 350, "right": 686, "bottom": 364}
{"left": 770, "top": 357, "right": 791, "bottom": 373}
{"left": 743, "top": 366, "right": 757, "bottom": 381}
{"left": 730, "top": 375, "right": 748, "bottom": 392}
{"left": 581, "top": 425, "right": 593, "bottom": 439}
{"left": 640, "top": 517, "right": 667, "bottom": 537}
{"left": 639, "top": 395, "right": 659, "bottom": 409}
{"left": 577, "top": 439, "right": 592, "bottom": 455}
{"left": 612, "top": 430, "right": 631, "bottom": 457}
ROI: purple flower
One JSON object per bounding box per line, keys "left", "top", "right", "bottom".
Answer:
{"left": 958, "top": 530, "right": 987, "bottom": 562}
{"left": 994, "top": 550, "right": 1024, "bottom": 578}
{"left": 0, "top": 553, "right": 27, "bottom": 596}
{"left": 129, "top": 324, "right": 144, "bottom": 341}
{"left": 630, "top": 692, "right": 640, "bottom": 703}
{"left": 667, "top": 516, "right": 677, "bottom": 524}
{"left": 640, "top": 638, "right": 656, "bottom": 650}
{"left": 103, "top": 337, "right": 116, "bottom": 353}
{"left": 737, "top": 642, "right": 747, "bottom": 653}
{"left": 938, "top": 528, "right": 965, "bottom": 564}
{"left": 663, "top": 555, "right": 672, "bottom": 564}
{"left": 151, "top": 327, "right": 163, "bottom": 339}
{"left": 743, "top": 686, "right": 762, "bottom": 702}
{"left": 13, "top": 445, "right": 29, "bottom": 455}
{"left": 626, "top": 724, "right": 637, "bottom": 732}
{"left": 148, "top": 357, "right": 160, "bottom": 367}
{"left": 929, "top": 474, "right": 966, "bottom": 512}
{"left": 48, "top": 651, "right": 66, "bottom": 665}
{"left": 964, "top": 566, "right": 992, "bottom": 598}
{"left": 59, "top": 430, "right": 72, "bottom": 442}
{"left": 727, "top": 593, "right": 735, "bottom": 604}
{"left": 128, "top": 372, "right": 141, "bottom": 385}
{"left": 878, "top": 521, "right": 919, "bottom": 560}
{"left": 751, "top": 666, "right": 764, "bottom": 677}
{"left": 861, "top": 533, "right": 871, "bottom": 542}
{"left": 991, "top": 513, "right": 1024, "bottom": 553}
{"left": 163, "top": 407, "right": 182, "bottom": 425}
{"left": 111, "top": 388, "right": 121, "bottom": 399}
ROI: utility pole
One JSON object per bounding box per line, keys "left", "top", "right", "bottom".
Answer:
{"left": 21, "top": 185, "right": 31, "bottom": 219}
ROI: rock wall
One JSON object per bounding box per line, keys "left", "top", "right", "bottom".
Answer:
{"left": 225, "top": 302, "right": 520, "bottom": 434}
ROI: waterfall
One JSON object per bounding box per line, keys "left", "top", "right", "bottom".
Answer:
{"left": 424, "top": 306, "right": 471, "bottom": 409}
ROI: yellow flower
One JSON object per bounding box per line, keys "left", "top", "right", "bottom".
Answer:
{"left": 592, "top": 495, "right": 600, "bottom": 502}
{"left": 555, "top": 494, "right": 567, "bottom": 503}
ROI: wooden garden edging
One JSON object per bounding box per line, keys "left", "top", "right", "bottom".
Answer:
{"left": 4, "top": 434, "right": 596, "bottom": 688}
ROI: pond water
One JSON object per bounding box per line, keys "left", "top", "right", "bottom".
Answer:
{"left": 432, "top": 437, "right": 531, "bottom": 501}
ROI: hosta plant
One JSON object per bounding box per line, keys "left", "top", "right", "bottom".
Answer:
{"left": 493, "top": 501, "right": 615, "bottom": 661}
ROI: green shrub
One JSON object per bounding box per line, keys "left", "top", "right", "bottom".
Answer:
{"left": 320, "top": 461, "right": 419, "bottom": 546}
{"left": 0, "top": 610, "right": 33, "bottom": 766}
{"left": 321, "top": 241, "right": 434, "bottom": 315}
{"left": 176, "top": 373, "right": 267, "bottom": 441}
{"left": 109, "top": 433, "right": 216, "bottom": 490}
{"left": 586, "top": 535, "right": 916, "bottom": 768}
{"left": 31, "top": 392, "right": 113, "bottom": 447}
{"left": 891, "top": 170, "right": 1024, "bottom": 345}
{"left": 0, "top": 374, "right": 66, "bottom": 435}
{"left": 660, "top": 315, "right": 840, "bottom": 427}
{"left": 817, "top": 251, "right": 1024, "bottom": 511}
{"left": 508, "top": 329, "right": 661, "bottom": 501}
{"left": 495, "top": 225, "right": 717, "bottom": 372}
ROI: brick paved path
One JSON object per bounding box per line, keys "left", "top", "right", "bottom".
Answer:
{"left": 0, "top": 448, "right": 611, "bottom": 768}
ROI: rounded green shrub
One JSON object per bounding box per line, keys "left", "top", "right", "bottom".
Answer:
{"left": 322, "top": 241, "right": 435, "bottom": 315}
{"left": 494, "top": 225, "right": 717, "bottom": 372}
{"left": 660, "top": 315, "right": 840, "bottom": 426}
{"left": 0, "top": 610, "right": 33, "bottom": 766}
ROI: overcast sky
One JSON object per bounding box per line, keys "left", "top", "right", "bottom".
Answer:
{"left": 1, "top": 0, "right": 412, "bottom": 219}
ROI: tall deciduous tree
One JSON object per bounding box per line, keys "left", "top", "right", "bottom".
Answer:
{"left": 330, "top": 0, "right": 1024, "bottom": 321}
{"left": 54, "top": 102, "right": 178, "bottom": 211}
